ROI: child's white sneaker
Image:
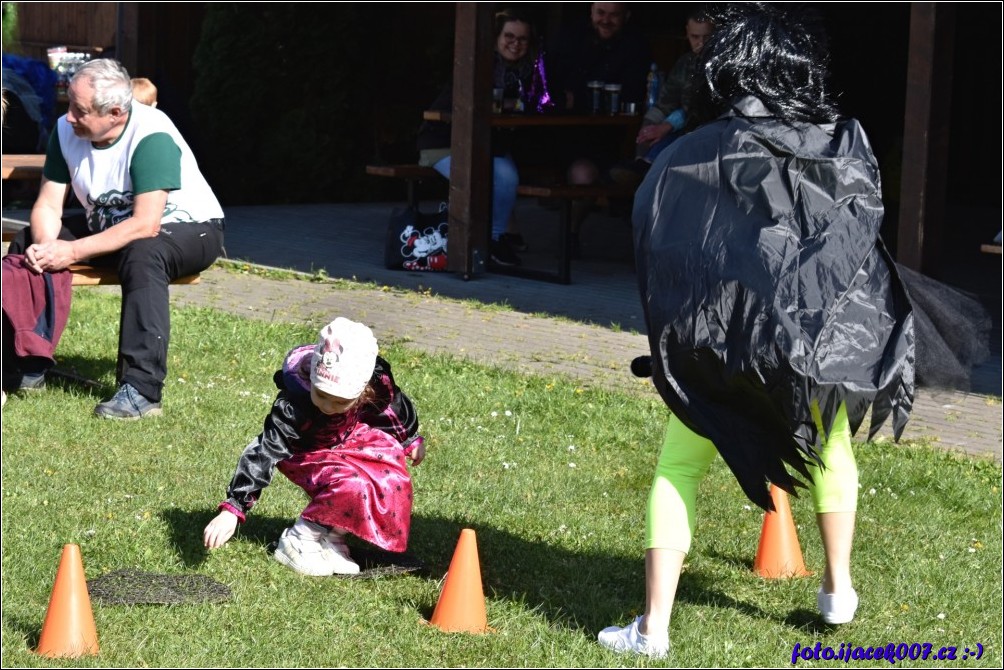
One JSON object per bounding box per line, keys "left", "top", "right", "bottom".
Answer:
{"left": 273, "top": 524, "right": 360, "bottom": 576}
{"left": 817, "top": 587, "right": 858, "bottom": 624}
{"left": 322, "top": 529, "right": 361, "bottom": 575}
{"left": 274, "top": 528, "right": 336, "bottom": 576}
{"left": 598, "top": 616, "right": 669, "bottom": 659}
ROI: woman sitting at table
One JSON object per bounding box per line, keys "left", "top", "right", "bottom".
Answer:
{"left": 416, "top": 6, "right": 553, "bottom": 267}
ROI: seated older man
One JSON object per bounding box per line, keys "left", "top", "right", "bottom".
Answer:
{"left": 3, "top": 58, "right": 225, "bottom": 419}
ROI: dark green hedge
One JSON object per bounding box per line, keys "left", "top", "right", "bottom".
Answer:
{"left": 190, "top": 4, "right": 452, "bottom": 205}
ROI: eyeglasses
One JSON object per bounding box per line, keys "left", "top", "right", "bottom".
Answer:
{"left": 502, "top": 32, "right": 530, "bottom": 45}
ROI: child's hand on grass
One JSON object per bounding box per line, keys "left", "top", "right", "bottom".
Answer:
{"left": 204, "top": 510, "right": 239, "bottom": 548}
{"left": 408, "top": 437, "right": 427, "bottom": 466}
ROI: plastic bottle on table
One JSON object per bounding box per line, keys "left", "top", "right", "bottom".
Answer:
{"left": 514, "top": 79, "right": 526, "bottom": 113}
{"left": 646, "top": 62, "right": 661, "bottom": 110}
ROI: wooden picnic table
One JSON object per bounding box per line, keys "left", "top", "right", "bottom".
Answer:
{"left": 441, "top": 5, "right": 649, "bottom": 281}
{"left": 2, "top": 154, "right": 45, "bottom": 181}
{"left": 423, "top": 109, "right": 642, "bottom": 157}
{"left": 422, "top": 108, "right": 643, "bottom": 283}
{"left": 423, "top": 109, "right": 644, "bottom": 127}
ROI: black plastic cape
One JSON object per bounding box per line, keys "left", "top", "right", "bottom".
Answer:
{"left": 634, "top": 96, "right": 915, "bottom": 511}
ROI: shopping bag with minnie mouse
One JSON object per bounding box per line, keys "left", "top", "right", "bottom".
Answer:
{"left": 383, "top": 203, "right": 449, "bottom": 271}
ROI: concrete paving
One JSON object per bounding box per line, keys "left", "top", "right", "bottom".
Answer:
{"left": 4, "top": 200, "right": 1001, "bottom": 462}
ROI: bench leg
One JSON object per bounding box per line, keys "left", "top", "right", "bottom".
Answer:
{"left": 488, "top": 198, "right": 574, "bottom": 285}
{"left": 407, "top": 179, "right": 419, "bottom": 210}
{"left": 556, "top": 200, "right": 572, "bottom": 285}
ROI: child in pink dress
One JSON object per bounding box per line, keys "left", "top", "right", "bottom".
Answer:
{"left": 203, "top": 317, "right": 426, "bottom": 575}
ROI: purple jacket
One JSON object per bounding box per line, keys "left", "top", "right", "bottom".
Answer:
{"left": 1, "top": 254, "right": 72, "bottom": 363}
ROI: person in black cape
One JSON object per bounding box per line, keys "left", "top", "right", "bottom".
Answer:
{"left": 598, "top": 4, "right": 916, "bottom": 658}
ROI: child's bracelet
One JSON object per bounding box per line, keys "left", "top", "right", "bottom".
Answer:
{"left": 218, "top": 501, "right": 246, "bottom": 523}
{"left": 403, "top": 435, "right": 425, "bottom": 456}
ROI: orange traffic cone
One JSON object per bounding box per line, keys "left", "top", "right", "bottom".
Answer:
{"left": 753, "top": 485, "right": 812, "bottom": 579}
{"left": 35, "top": 544, "right": 99, "bottom": 658}
{"left": 426, "top": 528, "right": 490, "bottom": 633}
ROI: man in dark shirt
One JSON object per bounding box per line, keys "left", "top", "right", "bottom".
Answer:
{"left": 549, "top": 3, "right": 651, "bottom": 113}
{"left": 547, "top": 3, "right": 652, "bottom": 256}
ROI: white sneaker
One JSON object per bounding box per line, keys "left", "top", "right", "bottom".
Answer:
{"left": 322, "top": 530, "right": 361, "bottom": 575}
{"left": 598, "top": 616, "right": 669, "bottom": 659}
{"left": 273, "top": 527, "right": 360, "bottom": 576}
{"left": 817, "top": 587, "right": 858, "bottom": 624}
{"left": 274, "top": 528, "right": 334, "bottom": 576}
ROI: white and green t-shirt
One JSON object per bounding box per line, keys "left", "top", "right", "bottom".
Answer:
{"left": 44, "top": 102, "right": 224, "bottom": 232}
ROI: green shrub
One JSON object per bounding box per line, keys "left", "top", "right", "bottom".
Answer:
{"left": 190, "top": 4, "right": 453, "bottom": 205}
{"left": 2, "top": 3, "right": 18, "bottom": 53}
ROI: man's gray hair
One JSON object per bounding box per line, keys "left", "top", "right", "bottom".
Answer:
{"left": 71, "top": 58, "right": 133, "bottom": 114}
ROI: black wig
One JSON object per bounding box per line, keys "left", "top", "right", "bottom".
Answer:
{"left": 690, "top": 3, "right": 841, "bottom": 126}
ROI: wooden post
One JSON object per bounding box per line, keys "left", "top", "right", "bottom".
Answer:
{"left": 897, "top": 2, "right": 954, "bottom": 275}
{"left": 115, "top": 2, "right": 140, "bottom": 75}
{"left": 446, "top": 3, "right": 494, "bottom": 278}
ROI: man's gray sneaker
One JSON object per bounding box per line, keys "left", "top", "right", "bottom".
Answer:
{"left": 94, "top": 383, "right": 162, "bottom": 419}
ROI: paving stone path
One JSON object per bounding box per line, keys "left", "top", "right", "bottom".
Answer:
{"left": 172, "top": 267, "right": 1002, "bottom": 463}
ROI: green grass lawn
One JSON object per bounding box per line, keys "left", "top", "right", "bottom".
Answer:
{"left": 2, "top": 289, "right": 1001, "bottom": 667}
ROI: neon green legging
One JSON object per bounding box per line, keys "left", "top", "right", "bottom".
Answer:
{"left": 646, "top": 402, "right": 856, "bottom": 553}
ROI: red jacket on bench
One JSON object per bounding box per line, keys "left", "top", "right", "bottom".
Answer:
{"left": 2, "top": 254, "right": 72, "bottom": 362}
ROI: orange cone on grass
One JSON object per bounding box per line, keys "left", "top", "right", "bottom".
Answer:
{"left": 753, "top": 485, "right": 812, "bottom": 579}
{"left": 35, "top": 544, "right": 99, "bottom": 658}
{"left": 427, "top": 528, "right": 489, "bottom": 633}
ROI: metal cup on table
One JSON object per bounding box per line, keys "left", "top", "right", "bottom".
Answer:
{"left": 492, "top": 88, "right": 504, "bottom": 114}
{"left": 587, "top": 80, "right": 605, "bottom": 114}
{"left": 603, "top": 83, "right": 621, "bottom": 116}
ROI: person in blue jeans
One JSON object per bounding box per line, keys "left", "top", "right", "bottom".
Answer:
{"left": 416, "top": 7, "right": 552, "bottom": 267}
{"left": 427, "top": 155, "right": 519, "bottom": 264}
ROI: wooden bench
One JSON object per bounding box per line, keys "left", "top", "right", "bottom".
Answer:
{"left": 512, "top": 182, "right": 638, "bottom": 284}
{"left": 365, "top": 164, "right": 443, "bottom": 209}
{"left": 365, "top": 163, "right": 637, "bottom": 284}
{"left": 67, "top": 264, "right": 201, "bottom": 286}
{"left": 1, "top": 154, "right": 45, "bottom": 181}
{"left": 3, "top": 156, "right": 203, "bottom": 286}
{"left": 3, "top": 227, "right": 201, "bottom": 286}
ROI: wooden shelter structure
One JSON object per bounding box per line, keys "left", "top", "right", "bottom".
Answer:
{"left": 441, "top": 3, "right": 982, "bottom": 280}
{"left": 7, "top": 2, "right": 998, "bottom": 283}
